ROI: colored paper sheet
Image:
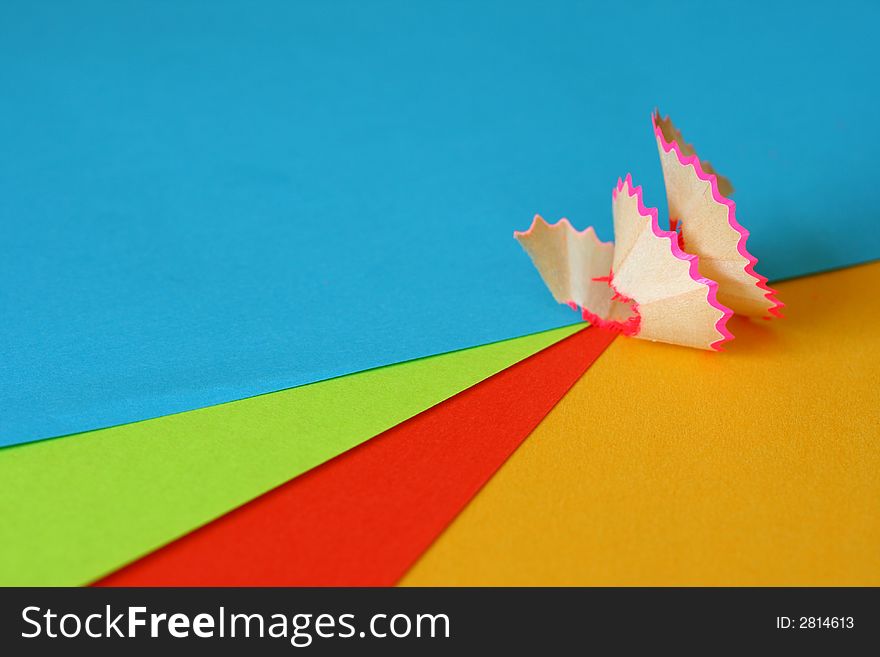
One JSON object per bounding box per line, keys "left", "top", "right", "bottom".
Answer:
{"left": 96, "top": 327, "right": 616, "bottom": 587}
{"left": 401, "top": 264, "right": 880, "bottom": 586}
{"left": 0, "top": 325, "right": 579, "bottom": 587}
{"left": 2, "top": 2, "right": 879, "bottom": 446}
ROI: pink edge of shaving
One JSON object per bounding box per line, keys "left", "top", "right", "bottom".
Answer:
{"left": 652, "top": 112, "right": 784, "bottom": 320}
{"left": 568, "top": 297, "right": 641, "bottom": 336}
{"left": 615, "top": 173, "right": 735, "bottom": 351}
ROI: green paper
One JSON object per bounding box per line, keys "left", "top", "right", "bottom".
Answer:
{"left": 0, "top": 325, "right": 580, "bottom": 586}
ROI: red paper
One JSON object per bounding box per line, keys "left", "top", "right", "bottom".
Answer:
{"left": 97, "top": 326, "right": 616, "bottom": 586}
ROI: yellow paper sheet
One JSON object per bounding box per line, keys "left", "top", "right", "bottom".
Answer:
{"left": 401, "top": 263, "right": 880, "bottom": 586}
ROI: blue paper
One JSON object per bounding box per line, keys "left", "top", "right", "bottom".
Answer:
{"left": 2, "top": 1, "right": 878, "bottom": 446}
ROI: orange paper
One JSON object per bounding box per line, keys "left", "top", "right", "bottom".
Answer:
{"left": 402, "top": 263, "right": 880, "bottom": 586}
